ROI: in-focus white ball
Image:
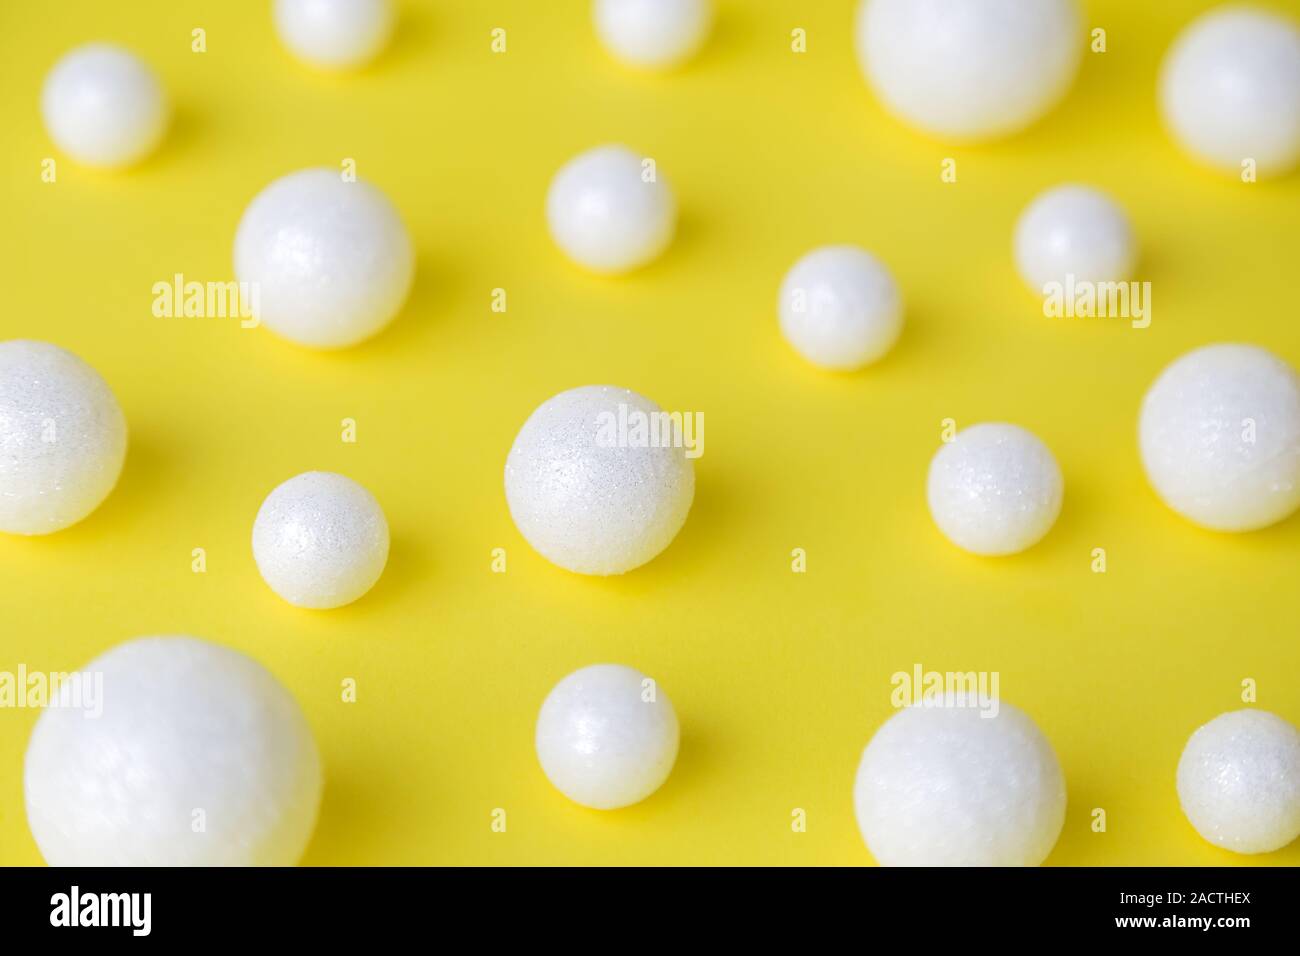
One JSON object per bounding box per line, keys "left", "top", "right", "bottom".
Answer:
{"left": 855, "top": 0, "right": 1083, "bottom": 141}
{"left": 252, "top": 471, "right": 390, "bottom": 609}
{"left": 0, "top": 340, "right": 127, "bottom": 535}
{"left": 594, "top": 0, "right": 713, "bottom": 69}
{"left": 505, "top": 385, "right": 695, "bottom": 575}
{"left": 778, "top": 245, "right": 904, "bottom": 371}
{"left": 274, "top": 0, "right": 394, "bottom": 69}
{"left": 1177, "top": 709, "right": 1300, "bottom": 854}
{"left": 1139, "top": 343, "right": 1300, "bottom": 532}
{"left": 927, "top": 423, "right": 1064, "bottom": 556}
{"left": 41, "top": 43, "right": 168, "bottom": 169}
{"left": 234, "top": 168, "right": 414, "bottom": 348}
{"left": 1159, "top": 8, "right": 1300, "bottom": 177}
{"left": 854, "top": 701, "right": 1067, "bottom": 866}
{"left": 1014, "top": 184, "right": 1137, "bottom": 293}
{"left": 536, "top": 663, "right": 680, "bottom": 810}
{"left": 24, "top": 636, "right": 322, "bottom": 866}
{"left": 546, "top": 145, "right": 676, "bottom": 274}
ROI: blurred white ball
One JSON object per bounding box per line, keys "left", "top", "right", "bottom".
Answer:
{"left": 536, "top": 663, "right": 680, "bottom": 809}
{"left": 0, "top": 340, "right": 127, "bottom": 535}
{"left": 41, "top": 43, "right": 168, "bottom": 168}
{"left": 274, "top": 0, "right": 394, "bottom": 69}
{"left": 234, "top": 168, "right": 414, "bottom": 348}
{"left": 1139, "top": 343, "right": 1300, "bottom": 531}
{"left": 594, "top": 0, "right": 713, "bottom": 69}
{"left": 1014, "top": 184, "right": 1137, "bottom": 292}
{"left": 927, "top": 423, "right": 1063, "bottom": 556}
{"left": 252, "top": 471, "right": 390, "bottom": 609}
{"left": 25, "top": 636, "right": 322, "bottom": 866}
{"left": 778, "top": 245, "right": 903, "bottom": 370}
{"left": 546, "top": 145, "right": 676, "bottom": 274}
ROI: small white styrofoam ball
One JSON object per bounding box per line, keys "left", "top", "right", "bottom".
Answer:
{"left": 0, "top": 340, "right": 127, "bottom": 535}
{"left": 778, "top": 245, "right": 904, "bottom": 371}
{"left": 505, "top": 385, "right": 695, "bottom": 575}
{"left": 1159, "top": 8, "right": 1300, "bottom": 177}
{"left": 274, "top": 0, "right": 394, "bottom": 69}
{"left": 927, "top": 423, "right": 1064, "bottom": 556}
{"left": 1014, "top": 184, "right": 1137, "bottom": 293}
{"left": 234, "top": 168, "right": 414, "bottom": 348}
{"left": 854, "top": 700, "right": 1067, "bottom": 866}
{"left": 594, "top": 0, "right": 713, "bottom": 69}
{"left": 546, "top": 145, "right": 677, "bottom": 274}
{"left": 24, "top": 636, "right": 322, "bottom": 866}
{"left": 40, "top": 43, "right": 168, "bottom": 169}
{"left": 536, "top": 663, "right": 680, "bottom": 810}
{"left": 1139, "top": 343, "right": 1300, "bottom": 532}
{"left": 855, "top": 0, "right": 1083, "bottom": 141}
{"left": 1177, "top": 709, "right": 1300, "bottom": 854}
{"left": 252, "top": 471, "right": 390, "bottom": 609}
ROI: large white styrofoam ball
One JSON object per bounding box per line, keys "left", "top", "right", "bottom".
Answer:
{"left": 1177, "top": 709, "right": 1300, "bottom": 854}
{"left": 1139, "top": 343, "right": 1300, "bottom": 532}
{"left": 926, "top": 423, "right": 1064, "bottom": 556}
{"left": 855, "top": 0, "right": 1083, "bottom": 141}
{"left": 854, "top": 701, "right": 1067, "bottom": 866}
{"left": 1013, "top": 184, "right": 1137, "bottom": 292}
{"left": 252, "top": 471, "right": 390, "bottom": 609}
{"left": 778, "top": 245, "right": 904, "bottom": 370}
{"left": 0, "top": 340, "right": 127, "bottom": 535}
{"left": 24, "top": 636, "right": 322, "bottom": 866}
{"left": 274, "top": 0, "right": 395, "bottom": 69}
{"left": 504, "top": 385, "right": 695, "bottom": 575}
{"left": 594, "top": 0, "right": 713, "bottom": 69}
{"left": 234, "top": 168, "right": 414, "bottom": 349}
{"left": 536, "top": 663, "right": 680, "bottom": 810}
{"left": 546, "top": 145, "right": 677, "bottom": 274}
{"left": 1159, "top": 8, "right": 1300, "bottom": 177}
{"left": 41, "top": 43, "right": 168, "bottom": 169}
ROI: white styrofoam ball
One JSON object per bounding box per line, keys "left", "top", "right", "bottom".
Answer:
{"left": 252, "top": 471, "right": 390, "bottom": 609}
{"left": 778, "top": 245, "right": 904, "bottom": 371}
{"left": 40, "top": 43, "right": 168, "bottom": 169}
{"left": 855, "top": 0, "right": 1083, "bottom": 141}
{"left": 0, "top": 340, "right": 127, "bottom": 535}
{"left": 1177, "top": 709, "right": 1300, "bottom": 854}
{"left": 234, "top": 168, "right": 414, "bottom": 349}
{"left": 854, "top": 700, "right": 1067, "bottom": 866}
{"left": 927, "top": 423, "right": 1064, "bottom": 556}
{"left": 1013, "top": 184, "right": 1137, "bottom": 293}
{"left": 1139, "top": 344, "right": 1300, "bottom": 532}
{"left": 546, "top": 145, "right": 676, "bottom": 274}
{"left": 274, "top": 0, "right": 394, "bottom": 69}
{"left": 505, "top": 385, "right": 695, "bottom": 575}
{"left": 24, "top": 636, "right": 322, "bottom": 866}
{"left": 1159, "top": 8, "right": 1300, "bottom": 177}
{"left": 594, "top": 0, "right": 713, "bottom": 69}
{"left": 536, "top": 663, "right": 680, "bottom": 810}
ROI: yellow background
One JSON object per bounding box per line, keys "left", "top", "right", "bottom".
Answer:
{"left": 2, "top": 0, "right": 1298, "bottom": 866}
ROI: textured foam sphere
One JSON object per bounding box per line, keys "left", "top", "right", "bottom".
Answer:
{"left": 274, "top": 0, "right": 394, "bottom": 69}
{"left": 234, "top": 168, "right": 414, "bottom": 348}
{"left": 41, "top": 43, "right": 168, "bottom": 169}
{"left": 0, "top": 340, "right": 127, "bottom": 535}
{"left": 778, "top": 245, "right": 904, "bottom": 371}
{"left": 505, "top": 385, "right": 695, "bottom": 575}
{"left": 1177, "top": 709, "right": 1300, "bottom": 854}
{"left": 594, "top": 0, "right": 713, "bottom": 69}
{"left": 1014, "top": 184, "right": 1137, "bottom": 292}
{"left": 24, "top": 636, "right": 322, "bottom": 866}
{"left": 252, "top": 471, "right": 390, "bottom": 609}
{"left": 1159, "top": 8, "right": 1300, "bottom": 177}
{"left": 854, "top": 701, "right": 1067, "bottom": 866}
{"left": 927, "top": 423, "right": 1064, "bottom": 556}
{"left": 1139, "top": 343, "right": 1300, "bottom": 532}
{"left": 855, "top": 0, "right": 1083, "bottom": 141}
{"left": 536, "top": 663, "right": 680, "bottom": 810}
{"left": 546, "top": 145, "right": 676, "bottom": 274}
